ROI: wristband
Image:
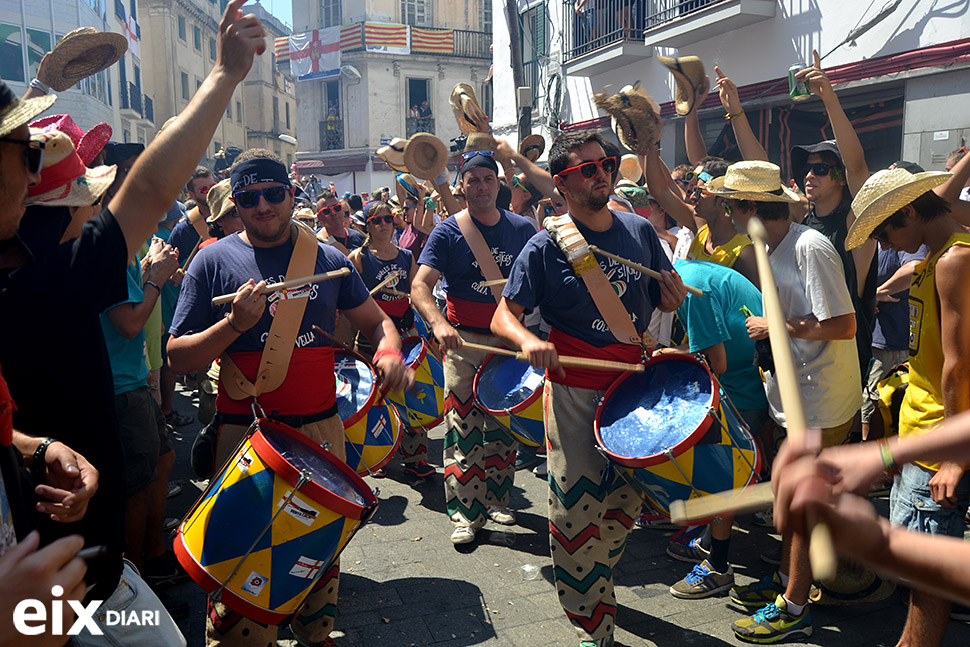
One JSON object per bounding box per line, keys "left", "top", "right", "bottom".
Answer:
{"left": 424, "top": 197, "right": 438, "bottom": 210}
{"left": 878, "top": 438, "right": 897, "bottom": 473}
{"left": 31, "top": 437, "right": 56, "bottom": 482}
{"left": 225, "top": 312, "right": 244, "bottom": 334}
{"left": 143, "top": 280, "right": 161, "bottom": 293}
{"left": 373, "top": 348, "right": 404, "bottom": 363}
{"left": 29, "top": 78, "right": 49, "bottom": 94}
{"left": 726, "top": 109, "right": 744, "bottom": 120}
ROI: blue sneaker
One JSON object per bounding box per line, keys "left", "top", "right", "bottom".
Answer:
{"left": 666, "top": 536, "right": 710, "bottom": 563}
{"left": 732, "top": 594, "right": 812, "bottom": 643}
{"left": 515, "top": 448, "right": 540, "bottom": 471}
{"left": 670, "top": 559, "right": 734, "bottom": 599}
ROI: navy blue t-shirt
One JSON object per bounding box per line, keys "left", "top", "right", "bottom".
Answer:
{"left": 332, "top": 228, "right": 366, "bottom": 251}
{"left": 168, "top": 215, "right": 199, "bottom": 266}
{"left": 170, "top": 232, "right": 370, "bottom": 351}
{"left": 503, "top": 210, "right": 671, "bottom": 345}
{"left": 872, "top": 245, "right": 928, "bottom": 351}
{"left": 359, "top": 246, "right": 413, "bottom": 308}
{"left": 418, "top": 209, "right": 536, "bottom": 301}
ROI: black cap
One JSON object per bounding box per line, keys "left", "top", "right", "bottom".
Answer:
{"left": 890, "top": 160, "right": 925, "bottom": 173}
{"left": 790, "top": 140, "right": 842, "bottom": 187}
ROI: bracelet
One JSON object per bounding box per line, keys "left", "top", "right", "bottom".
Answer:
{"left": 225, "top": 312, "right": 244, "bottom": 334}
{"left": 29, "top": 78, "right": 49, "bottom": 94}
{"left": 726, "top": 109, "right": 745, "bottom": 120}
{"left": 31, "top": 437, "right": 56, "bottom": 482}
{"left": 373, "top": 348, "right": 404, "bottom": 363}
{"left": 878, "top": 438, "right": 897, "bottom": 473}
{"left": 143, "top": 280, "right": 161, "bottom": 293}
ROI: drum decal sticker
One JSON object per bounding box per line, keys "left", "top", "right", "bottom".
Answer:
{"left": 279, "top": 494, "right": 319, "bottom": 526}
{"left": 241, "top": 571, "right": 269, "bottom": 597}
{"left": 289, "top": 556, "right": 326, "bottom": 579}
{"left": 236, "top": 449, "right": 254, "bottom": 473}
{"left": 372, "top": 414, "right": 387, "bottom": 439}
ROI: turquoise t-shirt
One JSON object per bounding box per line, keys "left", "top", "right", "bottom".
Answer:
{"left": 155, "top": 224, "right": 180, "bottom": 328}
{"left": 100, "top": 257, "right": 150, "bottom": 395}
{"left": 673, "top": 259, "right": 767, "bottom": 411}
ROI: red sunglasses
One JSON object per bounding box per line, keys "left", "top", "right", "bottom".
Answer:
{"left": 556, "top": 156, "right": 618, "bottom": 179}
{"left": 317, "top": 204, "right": 344, "bottom": 216}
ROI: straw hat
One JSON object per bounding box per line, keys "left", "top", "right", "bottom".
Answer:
{"left": 403, "top": 133, "right": 448, "bottom": 181}
{"left": 205, "top": 179, "right": 235, "bottom": 223}
{"left": 376, "top": 137, "right": 408, "bottom": 172}
{"left": 0, "top": 80, "right": 56, "bottom": 138}
{"left": 593, "top": 83, "right": 660, "bottom": 155}
{"left": 519, "top": 134, "right": 545, "bottom": 162}
{"left": 657, "top": 55, "right": 706, "bottom": 116}
{"left": 39, "top": 28, "right": 128, "bottom": 92}
{"left": 29, "top": 113, "right": 111, "bottom": 165}
{"left": 450, "top": 83, "right": 490, "bottom": 135}
{"left": 26, "top": 128, "right": 116, "bottom": 206}
{"left": 293, "top": 207, "right": 317, "bottom": 224}
{"left": 619, "top": 154, "right": 642, "bottom": 183}
{"left": 845, "top": 168, "right": 951, "bottom": 250}
{"left": 396, "top": 172, "right": 421, "bottom": 200}
{"left": 706, "top": 161, "right": 801, "bottom": 203}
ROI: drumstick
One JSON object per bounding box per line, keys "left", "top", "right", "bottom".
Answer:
{"left": 173, "top": 236, "right": 204, "bottom": 281}
{"left": 589, "top": 246, "right": 704, "bottom": 297}
{"left": 212, "top": 268, "right": 351, "bottom": 305}
{"left": 669, "top": 482, "right": 773, "bottom": 523}
{"left": 383, "top": 288, "right": 410, "bottom": 298}
{"left": 482, "top": 278, "right": 507, "bottom": 287}
{"left": 369, "top": 274, "right": 396, "bottom": 296}
{"left": 747, "top": 218, "right": 836, "bottom": 580}
{"left": 457, "top": 341, "right": 645, "bottom": 373}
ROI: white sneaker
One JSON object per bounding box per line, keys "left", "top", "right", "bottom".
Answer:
{"left": 451, "top": 526, "right": 476, "bottom": 544}
{"left": 532, "top": 461, "right": 548, "bottom": 477}
{"left": 488, "top": 506, "right": 516, "bottom": 525}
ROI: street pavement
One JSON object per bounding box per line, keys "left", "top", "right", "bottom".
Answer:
{"left": 161, "top": 385, "right": 970, "bottom": 646}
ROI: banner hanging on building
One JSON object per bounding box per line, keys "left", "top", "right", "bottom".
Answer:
{"left": 411, "top": 27, "right": 454, "bottom": 54}
{"left": 289, "top": 26, "right": 342, "bottom": 81}
{"left": 364, "top": 22, "right": 410, "bottom": 55}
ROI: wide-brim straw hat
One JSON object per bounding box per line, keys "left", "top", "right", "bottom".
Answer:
{"left": 450, "top": 83, "right": 490, "bottom": 135}
{"left": 657, "top": 55, "right": 706, "bottom": 116}
{"left": 845, "top": 168, "right": 951, "bottom": 250}
{"left": 404, "top": 133, "right": 448, "bottom": 181}
{"left": 707, "top": 161, "right": 801, "bottom": 204}
{"left": 293, "top": 207, "right": 317, "bottom": 223}
{"left": 519, "top": 134, "right": 545, "bottom": 162}
{"left": 40, "top": 28, "right": 128, "bottom": 92}
{"left": 593, "top": 83, "right": 660, "bottom": 156}
{"left": 26, "top": 127, "right": 116, "bottom": 206}
{"left": 619, "top": 154, "right": 642, "bottom": 182}
{"left": 376, "top": 137, "right": 408, "bottom": 172}
{"left": 0, "top": 81, "right": 56, "bottom": 138}
{"left": 30, "top": 113, "right": 111, "bottom": 166}
{"left": 396, "top": 172, "right": 421, "bottom": 200}
{"left": 205, "top": 179, "right": 234, "bottom": 223}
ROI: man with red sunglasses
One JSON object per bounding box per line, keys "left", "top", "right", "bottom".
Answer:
{"left": 492, "top": 130, "right": 686, "bottom": 647}
{"left": 316, "top": 189, "right": 365, "bottom": 254}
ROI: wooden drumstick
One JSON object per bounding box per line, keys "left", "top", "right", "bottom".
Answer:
{"left": 369, "top": 274, "right": 396, "bottom": 296}
{"left": 747, "top": 217, "right": 836, "bottom": 580}
{"left": 589, "top": 245, "right": 704, "bottom": 297}
{"left": 457, "top": 341, "right": 645, "bottom": 373}
{"left": 173, "top": 236, "right": 204, "bottom": 282}
{"left": 482, "top": 278, "right": 507, "bottom": 287}
{"left": 212, "top": 268, "right": 351, "bottom": 305}
{"left": 382, "top": 288, "right": 410, "bottom": 298}
{"left": 670, "top": 482, "right": 773, "bottom": 523}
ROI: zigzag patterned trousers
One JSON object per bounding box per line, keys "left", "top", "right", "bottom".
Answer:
{"left": 442, "top": 329, "right": 518, "bottom": 529}
{"left": 545, "top": 381, "right": 641, "bottom": 644}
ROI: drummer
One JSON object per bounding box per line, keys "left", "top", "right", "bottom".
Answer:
{"left": 491, "top": 130, "right": 687, "bottom": 647}
{"left": 167, "top": 150, "right": 409, "bottom": 647}
{"left": 349, "top": 200, "right": 435, "bottom": 480}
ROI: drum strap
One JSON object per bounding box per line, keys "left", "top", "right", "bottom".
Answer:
{"left": 317, "top": 230, "right": 350, "bottom": 256}
{"left": 220, "top": 223, "right": 319, "bottom": 400}
{"left": 187, "top": 206, "right": 209, "bottom": 239}
{"left": 454, "top": 210, "right": 504, "bottom": 304}
{"left": 544, "top": 214, "right": 642, "bottom": 346}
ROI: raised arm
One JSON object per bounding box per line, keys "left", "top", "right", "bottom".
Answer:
{"left": 644, "top": 144, "right": 697, "bottom": 233}
{"left": 108, "top": 0, "right": 266, "bottom": 260}
{"left": 684, "top": 75, "right": 710, "bottom": 166}
{"left": 936, "top": 148, "right": 970, "bottom": 228}
{"left": 495, "top": 139, "right": 557, "bottom": 199}
{"left": 714, "top": 65, "right": 768, "bottom": 162}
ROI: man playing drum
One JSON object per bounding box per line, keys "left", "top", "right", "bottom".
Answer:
{"left": 491, "top": 130, "right": 687, "bottom": 647}
{"left": 168, "top": 150, "right": 408, "bottom": 647}
{"left": 411, "top": 150, "right": 536, "bottom": 546}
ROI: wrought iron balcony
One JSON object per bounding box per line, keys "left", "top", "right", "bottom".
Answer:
{"left": 320, "top": 119, "right": 345, "bottom": 151}
{"left": 128, "top": 83, "right": 142, "bottom": 116}
{"left": 406, "top": 117, "right": 435, "bottom": 137}
{"left": 144, "top": 96, "right": 154, "bottom": 123}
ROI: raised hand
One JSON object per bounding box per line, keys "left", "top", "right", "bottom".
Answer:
{"left": 216, "top": 0, "right": 267, "bottom": 84}
{"left": 714, "top": 65, "right": 742, "bottom": 116}
{"left": 795, "top": 49, "right": 834, "bottom": 99}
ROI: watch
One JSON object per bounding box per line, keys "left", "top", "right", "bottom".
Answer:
{"left": 31, "top": 437, "right": 56, "bottom": 482}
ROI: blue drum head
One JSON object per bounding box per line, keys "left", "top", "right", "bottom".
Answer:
{"left": 598, "top": 358, "right": 714, "bottom": 461}
{"left": 477, "top": 355, "right": 544, "bottom": 413}
{"left": 402, "top": 337, "right": 423, "bottom": 367}
{"left": 334, "top": 354, "right": 374, "bottom": 421}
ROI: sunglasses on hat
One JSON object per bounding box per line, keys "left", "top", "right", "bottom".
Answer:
{"left": 1, "top": 137, "right": 45, "bottom": 175}
{"left": 556, "top": 156, "right": 618, "bottom": 179}
{"left": 233, "top": 185, "right": 289, "bottom": 208}
{"left": 461, "top": 150, "right": 494, "bottom": 161}
{"left": 317, "top": 204, "right": 344, "bottom": 217}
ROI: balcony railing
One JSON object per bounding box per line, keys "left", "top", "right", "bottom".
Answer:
{"left": 320, "top": 118, "right": 345, "bottom": 151}
{"left": 144, "top": 96, "right": 153, "bottom": 123}
{"left": 563, "top": 0, "right": 649, "bottom": 62}
{"left": 128, "top": 83, "right": 142, "bottom": 116}
{"left": 645, "top": 0, "right": 725, "bottom": 27}
{"left": 450, "top": 30, "right": 490, "bottom": 59}
{"left": 406, "top": 117, "right": 435, "bottom": 137}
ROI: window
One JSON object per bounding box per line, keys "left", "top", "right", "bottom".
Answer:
{"left": 520, "top": 3, "right": 547, "bottom": 109}
{"left": 25, "top": 29, "right": 51, "bottom": 83}
{"left": 83, "top": 0, "right": 103, "bottom": 13}
{"left": 129, "top": 0, "right": 137, "bottom": 21}
{"left": 209, "top": 37, "right": 216, "bottom": 60}
{"left": 196, "top": 78, "right": 202, "bottom": 91}
{"left": 177, "top": 15, "right": 186, "bottom": 40}
{"left": 193, "top": 26, "right": 201, "bottom": 50}
{"left": 481, "top": 0, "right": 492, "bottom": 34}
{"left": 285, "top": 102, "right": 290, "bottom": 130}
{"left": 236, "top": 101, "right": 242, "bottom": 123}
{"left": 0, "top": 24, "right": 24, "bottom": 82}
{"left": 181, "top": 72, "right": 189, "bottom": 100}
{"left": 118, "top": 54, "right": 127, "bottom": 106}
{"left": 133, "top": 63, "right": 140, "bottom": 89}
{"left": 272, "top": 96, "right": 279, "bottom": 130}
{"left": 322, "top": 0, "right": 342, "bottom": 28}
{"left": 401, "top": 0, "right": 431, "bottom": 27}
{"left": 226, "top": 103, "right": 232, "bottom": 119}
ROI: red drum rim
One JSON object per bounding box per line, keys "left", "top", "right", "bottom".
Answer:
{"left": 334, "top": 351, "right": 378, "bottom": 430}
{"left": 472, "top": 353, "right": 544, "bottom": 418}
{"left": 593, "top": 353, "right": 720, "bottom": 468}
{"left": 250, "top": 418, "right": 378, "bottom": 520}
{"left": 401, "top": 336, "right": 429, "bottom": 370}
{"left": 391, "top": 336, "right": 445, "bottom": 429}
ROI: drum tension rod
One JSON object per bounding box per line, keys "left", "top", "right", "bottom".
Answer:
{"left": 663, "top": 448, "right": 702, "bottom": 503}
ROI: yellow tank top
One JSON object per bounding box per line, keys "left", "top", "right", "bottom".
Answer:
{"left": 687, "top": 225, "right": 751, "bottom": 267}
{"left": 900, "top": 233, "right": 970, "bottom": 471}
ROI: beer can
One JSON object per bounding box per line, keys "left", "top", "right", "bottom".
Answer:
{"left": 788, "top": 64, "right": 811, "bottom": 102}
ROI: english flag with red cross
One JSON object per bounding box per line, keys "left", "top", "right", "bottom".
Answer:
{"left": 289, "top": 26, "right": 341, "bottom": 81}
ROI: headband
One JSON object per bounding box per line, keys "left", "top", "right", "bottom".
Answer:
{"left": 230, "top": 157, "right": 290, "bottom": 192}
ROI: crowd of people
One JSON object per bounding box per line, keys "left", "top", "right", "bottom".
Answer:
{"left": 1, "top": 3, "right": 969, "bottom": 647}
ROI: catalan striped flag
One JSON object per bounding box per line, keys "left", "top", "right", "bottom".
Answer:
{"left": 364, "top": 22, "right": 410, "bottom": 54}
{"left": 340, "top": 23, "right": 363, "bottom": 50}
{"left": 274, "top": 36, "right": 290, "bottom": 63}
{"left": 411, "top": 27, "right": 454, "bottom": 54}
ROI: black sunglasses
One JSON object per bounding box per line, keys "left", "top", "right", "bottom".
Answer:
{"left": 870, "top": 220, "right": 891, "bottom": 244}
{"left": 1, "top": 137, "right": 45, "bottom": 175}
{"left": 317, "top": 204, "right": 344, "bottom": 216}
{"left": 368, "top": 214, "right": 395, "bottom": 224}
{"left": 557, "top": 157, "right": 618, "bottom": 179}
{"left": 233, "top": 185, "right": 289, "bottom": 208}
{"left": 803, "top": 163, "right": 835, "bottom": 177}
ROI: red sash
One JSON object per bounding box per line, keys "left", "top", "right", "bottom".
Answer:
{"left": 217, "top": 347, "right": 336, "bottom": 417}
{"left": 546, "top": 327, "right": 644, "bottom": 390}
{"left": 446, "top": 295, "right": 497, "bottom": 331}
{"left": 376, "top": 296, "right": 410, "bottom": 318}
